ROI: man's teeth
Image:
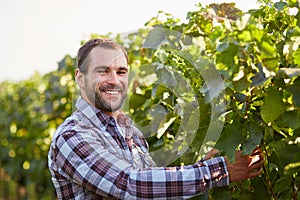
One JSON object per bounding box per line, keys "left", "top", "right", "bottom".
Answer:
{"left": 105, "top": 90, "right": 118, "bottom": 95}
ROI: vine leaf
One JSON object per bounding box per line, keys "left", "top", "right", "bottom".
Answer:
{"left": 215, "top": 123, "right": 244, "bottom": 162}
{"left": 260, "top": 88, "right": 285, "bottom": 123}
{"left": 242, "top": 123, "right": 263, "bottom": 155}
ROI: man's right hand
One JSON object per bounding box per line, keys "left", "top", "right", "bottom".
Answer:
{"left": 225, "top": 147, "right": 264, "bottom": 182}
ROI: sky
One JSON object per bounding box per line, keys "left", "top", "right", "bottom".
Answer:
{"left": 0, "top": 0, "right": 261, "bottom": 82}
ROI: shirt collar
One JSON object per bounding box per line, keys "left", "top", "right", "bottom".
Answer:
{"left": 75, "top": 96, "right": 113, "bottom": 130}
{"left": 75, "top": 96, "right": 131, "bottom": 128}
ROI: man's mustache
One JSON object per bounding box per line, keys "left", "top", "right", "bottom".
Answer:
{"left": 98, "top": 84, "right": 124, "bottom": 91}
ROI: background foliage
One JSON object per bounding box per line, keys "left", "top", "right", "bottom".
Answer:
{"left": 1, "top": 0, "right": 300, "bottom": 199}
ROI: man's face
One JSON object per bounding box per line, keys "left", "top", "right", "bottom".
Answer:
{"left": 78, "top": 47, "right": 129, "bottom": 114}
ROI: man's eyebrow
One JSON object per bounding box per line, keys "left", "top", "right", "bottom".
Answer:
{"left": 94, "top": 66, "right": 108, "bottom": 70}
{"left": 119, "top": 66, "right": 129, "bottom": 71}
{"left": 93, "top": 65, "right": 128, "bottom": 71}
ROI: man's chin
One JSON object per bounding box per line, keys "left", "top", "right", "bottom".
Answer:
{"left": 94, "top": 94, "right": 126, "bottom": 112}
{"left": 95, "top": 102, "right": 123, "bottom": 112}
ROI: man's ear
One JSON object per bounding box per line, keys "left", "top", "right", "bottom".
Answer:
{"left": 75, "top": 69, "right": 85, "bottom": 88}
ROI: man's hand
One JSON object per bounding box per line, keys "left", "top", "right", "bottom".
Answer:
{"left": 225, "top": 147, "right": 264, "bottom": 182}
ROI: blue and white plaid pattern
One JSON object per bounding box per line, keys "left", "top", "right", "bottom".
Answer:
{"left": 48, "top": 97, "right": 229, "bottom": 199}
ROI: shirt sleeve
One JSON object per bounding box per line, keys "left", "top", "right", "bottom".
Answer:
{"left": 52, "top": 130, "right": 229, "bottom": 199}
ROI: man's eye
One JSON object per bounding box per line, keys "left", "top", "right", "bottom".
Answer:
{"left": 118, "top": 70, "right": 127, "bottom": 75}
{"left": 97, "top": 70, "right": 106, "bottom": 74}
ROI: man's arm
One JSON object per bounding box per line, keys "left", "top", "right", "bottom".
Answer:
{"left": 51, "top": 130, "right": 229, "bottom": 199}
{"left": 203, "top": 147, "right": 264, "bottom": 182}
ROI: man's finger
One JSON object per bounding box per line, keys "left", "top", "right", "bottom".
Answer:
{"left": 249, "top": 157, "right": 264, "bottom": 169}
{"left": 247, "top": 167, "right": 263, "bottom": 178}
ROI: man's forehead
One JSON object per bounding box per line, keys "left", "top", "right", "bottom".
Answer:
{"left": 89, "top": 47, "right": 126, "bottom": 66}
{"left": 92, "top": 47, "right": 124, "bottom": 58}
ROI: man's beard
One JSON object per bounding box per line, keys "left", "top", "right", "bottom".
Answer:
{"left": 84, "top": 77, "right": 127, "bottom": 112}
{"left": 93, "top": 89, "right": 126, "bottom": 112}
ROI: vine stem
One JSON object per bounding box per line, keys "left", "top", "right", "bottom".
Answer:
{"left": 262, "top": 165, "right": 277, "bottom": 200}
{"left": 261, "top": 141, "right": 278, "bottom": 200}
{"left": 291, "top": 176, "right": 300, "bottom": 200}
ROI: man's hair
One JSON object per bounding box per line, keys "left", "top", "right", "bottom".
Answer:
{"left": 77, "top": 38, "right": 128, "bottom": 74}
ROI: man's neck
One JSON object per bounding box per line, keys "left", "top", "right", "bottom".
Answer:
{"left": 102, "top": 109, "right": 121, "bottom": 120}
{"left": 81, "top": 96, "right": 121, "bottom": 119}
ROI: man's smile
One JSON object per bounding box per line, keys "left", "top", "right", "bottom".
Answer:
{"left": 104, "top": 90, "right": 119, "bottom": 95}
{"left": 102, "top": 89, "right": 120, "bottom": 95}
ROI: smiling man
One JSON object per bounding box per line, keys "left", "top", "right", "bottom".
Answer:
{"left": 48, "top": 38, "right": 264, "bottom": 199}
{"left": 76, "top": 44, "right": 128, "bottom": 118}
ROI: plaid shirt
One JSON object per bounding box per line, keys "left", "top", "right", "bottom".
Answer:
{"left": 48, "top": 97, "right": 229, "bottom": 199}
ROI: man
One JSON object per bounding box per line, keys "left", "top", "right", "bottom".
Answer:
{"left": 48, "top": 38, "right": 264, "bottom": 199}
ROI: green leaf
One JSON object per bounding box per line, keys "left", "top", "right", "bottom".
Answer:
{"left": 293, "top": 48, "right": 300, "bottom": 66}
{"left": 216, "top": 41, "right": 239, "bottom": 69}
{"left": 215, "top": 123, "right": 244, "bottom": 162}
{"left": 156, "top": 67, "right": 177, "bottom": 88}
{"left": 276, "top": 110, "right": 300, "bottom": 130}
{"left": 274, "top": 1, "right": 287, "bottom": 11}
{"left": 260, "top": 88, "right": 286, "bottom": 123}
{"left": 233, "top": 73, "right": 250, "bottom": 91}
{"left": 151, "top": 138, "right": 164, "bottom": 150}
{"left": 211, "top": 187, "right": 232, "bottom": 200}
{"left": 251, "top": 177, "right": 272, "bottom": 200}
{"left": 261, "top": 41, "right": 276, "bottom": 56}
{"left": 239, "top": 190, "right": 252, "bottom": 200}
{"left": 287, "top": 77, "right": 300, "bottom": 107}
{"left": 242, "top": 123, "right": 263, "bottom": 155}
{"left": 147, "top": 103, "right": 168, "bottom": 131}
{"left": 251, "top": 63, "right": 269, "bottom": 86}
{"left": 139, "top": 63, "right": 157, "bottom": 76}
{"left": 237, "top": 30, "right": 251, "bottom": 42}
{"left": 273, "top": 138, "right": 300, "bottom": 171}
{"left": 143, "top": 27, "right": 168, "bottom": 49}
{"left": 274, "top": 176, "right": 293, "bottom": 193}
{"left": 129, "top": 93, "right": 149, "bottom": 109}
{"left": 251, "top": 29, "right": 264, "bottom": 42}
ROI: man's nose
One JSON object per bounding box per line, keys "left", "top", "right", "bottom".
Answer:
{"left": 107, "top": 71, "right": 118, "bottom": 84}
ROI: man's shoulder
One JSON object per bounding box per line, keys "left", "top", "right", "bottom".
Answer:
{"left": 53, "top": 110, "right": 93, "bottom": 138}
{"left": 57, "top": 110, "right": 80, "bottom": 130}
